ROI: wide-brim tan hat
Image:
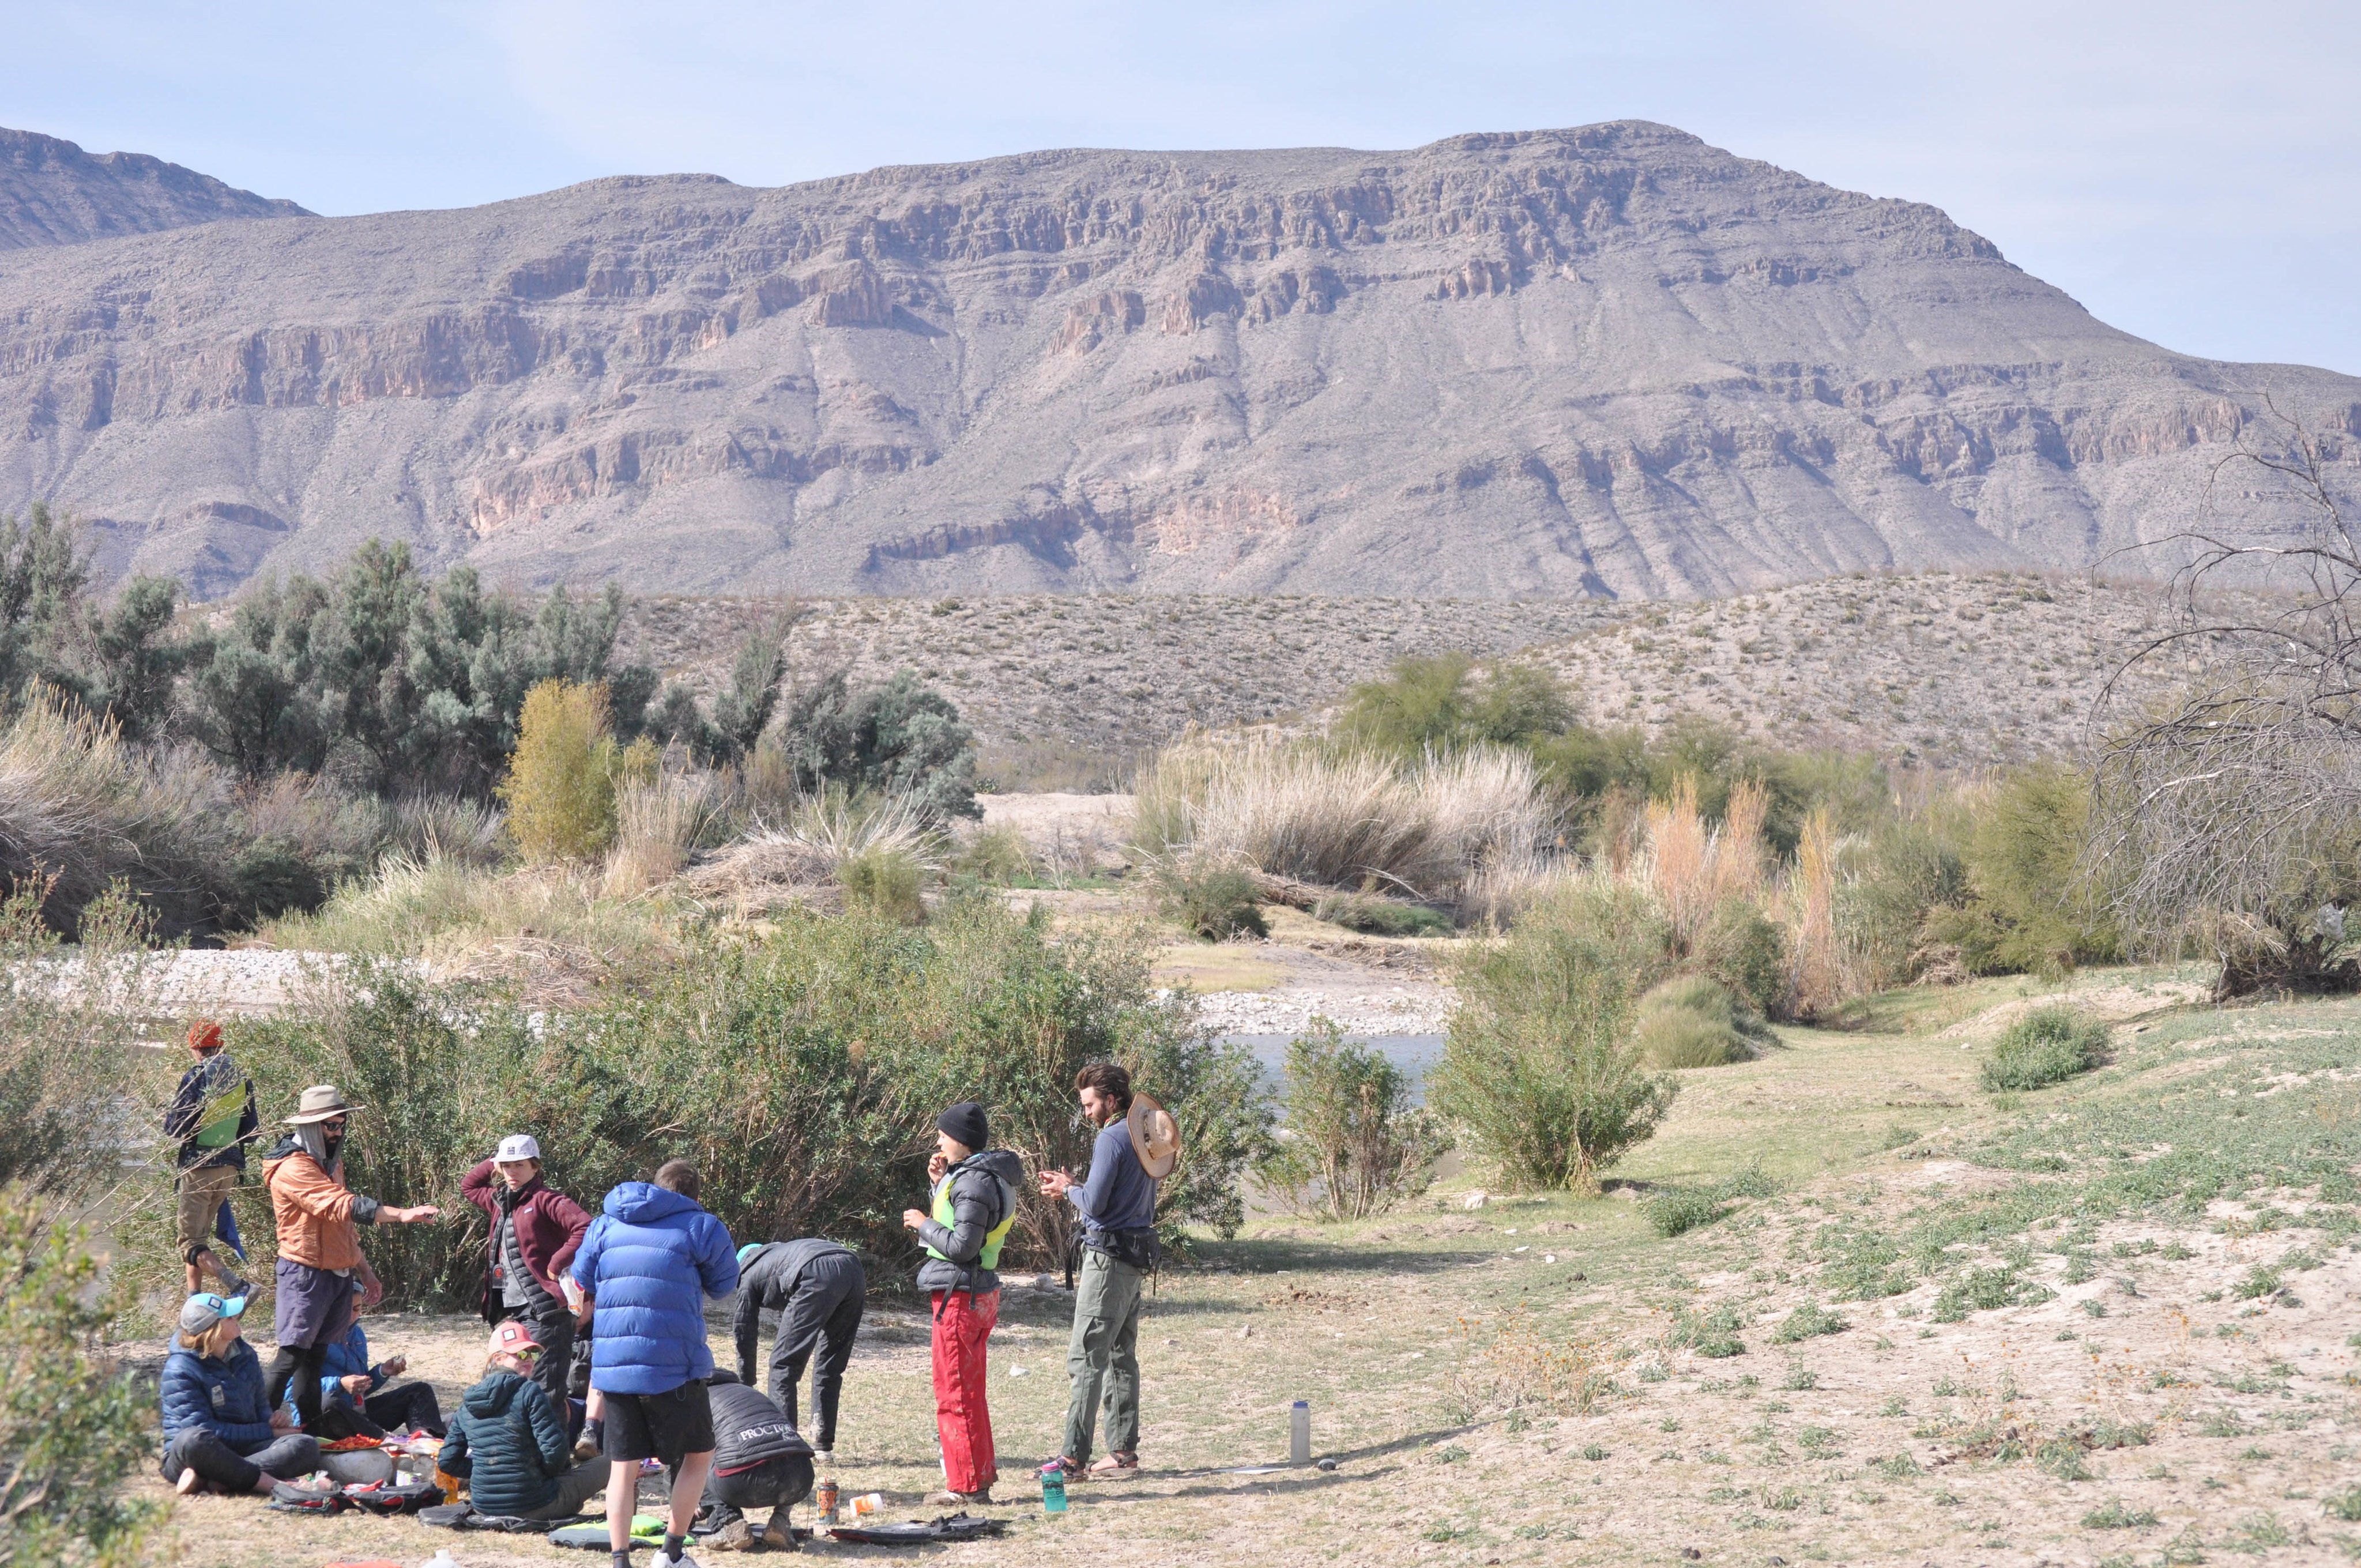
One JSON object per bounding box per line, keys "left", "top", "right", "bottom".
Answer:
{"left": 285, "top": 1083, "right": 363, "bottom": 1124}
{"left": 1127, "top": 1091, "right": 1181, "bottom": 1180}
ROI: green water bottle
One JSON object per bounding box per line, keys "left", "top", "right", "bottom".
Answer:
{"left": 1041, "top": 1461, "right": 1068, "bottom": 1514}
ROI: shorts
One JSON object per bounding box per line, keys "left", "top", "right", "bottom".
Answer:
{"left": 602, "top": 1381, "right": 716, "bottom": 1467}
{"left": 175, "top": 1163, "right": 238, "bottom": 1261}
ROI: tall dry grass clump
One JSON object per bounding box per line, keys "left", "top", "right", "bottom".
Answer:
{"left": 604, "top": 770, "right": 731, "bottom": 898}
{"left": 1135, "top": 736, "right": 1553, "bottom": 906}
{"left": 1788, "top": 806, "right": 1847, "bottom": 1016}
{"left": 1640, "top": 777, "right": 1769, "bottom": 947}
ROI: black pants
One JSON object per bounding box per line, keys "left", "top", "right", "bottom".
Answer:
{"left": 265, "top": 1340, "right": 333, "bottom": 1431}
{"left": 362, "top": 1380, "right": 444, "bottom": 1436}
{"left": 766, "top": 1254, "right": 865, "bottom": 1452}
{"left": 699, "top": 1454, "right": 814, "bottom": 1533}
{"left": 160, "top": 1428, "right": 321, "bottom": 1492}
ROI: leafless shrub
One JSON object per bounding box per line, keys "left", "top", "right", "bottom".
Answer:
{"left": 2090, "top": 408, "right": 2361, "bottom": 997}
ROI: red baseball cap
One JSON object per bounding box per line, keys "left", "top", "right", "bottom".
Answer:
{"left": 488, "top": 1320, "right": 543, "bottom": 1358}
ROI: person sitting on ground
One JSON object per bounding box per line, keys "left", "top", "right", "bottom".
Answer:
{"left": 159, "top": 1291, "right": 322, "bottom": 1497}
{"left": 163, "top": 1019, "right": 257, "bottom": 1301}
{"left": 260, "top": 1084, "right": 440, "bottom": 1433}
{"left": 436, "top": 1320, "right": 611, "bottom": 1521}
{"left": 683, "top": 1372, "right": 812, "bottom": 1554}
{"left": 900, "top": 1101, "right": 1023, "bottom": 1509}
{"left": 567, "top": 1158, "right": 740, "bottom": 1568}
{"left": 282, "top": 1316, "right": 445, "bottom": 1437}
{"left": 732, "top": 1237, "right": 864, "bottom": 1471}
{"left": 462, "top": 1133, "right": 593, "bottom": 1420}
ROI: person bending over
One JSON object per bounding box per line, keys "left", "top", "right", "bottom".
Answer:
{"left": 567, "top": 1159, "right": 740, "bottom": 1568}
{"left": 732, "top": 1237, "right": 864, "bottom": 1467}
{"left": 436, "top": 1320, "right": 609, "bottom": 1521}
{"left": 260, "top": 1085, "right": 439, "bottom": 1431}
{"left": 159, "top": 1292, "right": 321, "bottom": 1495}
{"left": 901, "top": 1102, "right": 1023, "bottom": 1509}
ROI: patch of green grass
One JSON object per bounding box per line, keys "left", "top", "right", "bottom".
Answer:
{"left": 2038, "top": 1439, "right": 2094, "bottom": 1481}
{"left": 1874, "top": 1453, "right": 1923, "bottom": 1478}
{"left": 1772, "top": 1301, "right": 1848, "bottom": 1343}
{"left": 1669, "top": 1303, "right": 1748, "bottom": 1359}
{"left": 1580, "top": 1445, "right": 1607, "bottom": 1462}
{"left": 1644, "top": 1164, "right": 1778, "bottom": 1238}
{"left": 2232, "top": 1265, "right": 2281, "bottom": 1299}
{"left": 2328, "top": 1485, "right": 2361, "bottom": 1523}
{"left": 1781, "top": 1365, "right": 1820, "bottom": 1390}
{"left": 1980, "top": 1005, "right": 2108, "bottom": 1092}
{"left": 2083, "top": 1499, "right": 2160, "bottom": 1529}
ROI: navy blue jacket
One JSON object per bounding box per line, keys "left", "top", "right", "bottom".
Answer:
{"left": 1068, "top": 1121, "right": 1156, "bottom": 1245}
{"left": 436, "top": 1369, "right": 572, "bottom": 1518}
{"left": 159, "top": 1336, "right": 276, "bottom": 1452}
{"left": 569, "top": 1182, "right": 738, "bottom": 1396}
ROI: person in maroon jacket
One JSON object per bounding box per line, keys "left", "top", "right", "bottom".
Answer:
{"left": 461, "top": 1134, "right": 593, "bottom": 1412}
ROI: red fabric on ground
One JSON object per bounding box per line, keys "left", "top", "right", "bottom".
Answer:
{"left": 929, "top": 1288, "right": 999, "bottom": 1493}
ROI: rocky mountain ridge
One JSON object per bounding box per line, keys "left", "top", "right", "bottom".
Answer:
{"left": 0, "top": 122, "right": 2354, "bottom": 600}
{"left": 0, "top": 127, "right": 308, "bottom": 250}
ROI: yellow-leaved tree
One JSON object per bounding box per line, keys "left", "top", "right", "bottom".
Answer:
{"left": 499, "top": 680, "right": 649, "bottom": 862}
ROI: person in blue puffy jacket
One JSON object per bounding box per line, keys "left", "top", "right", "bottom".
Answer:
{"left": 159, "top": 1292, "right": 321, "bottom": 1495}
{"left": 280, "top": 1317, "right": 445, "bottom": 1437}
{"left": 565, "top": 1159, "right": 737, "bottom": 1568}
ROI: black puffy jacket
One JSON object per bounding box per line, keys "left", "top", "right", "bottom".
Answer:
{"left": 436, "top": 1368, "right": 571, "bottom": 1518}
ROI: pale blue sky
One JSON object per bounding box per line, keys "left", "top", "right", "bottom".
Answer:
{"left": 5, "top": 1, "right": 2356, "bottom": 373}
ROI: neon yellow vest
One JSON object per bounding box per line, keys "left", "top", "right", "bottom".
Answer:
{"left": 923, "top": 1166, "right": 1012, "bottom": 1270}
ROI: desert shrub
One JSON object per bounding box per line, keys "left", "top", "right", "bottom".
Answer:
{"left": 842, "top": 846, "right": 927, "bottom": 925}
{"left": 1842, "top": 808, "right": 1974, "bottom": 987}
{"left": 1134, "top": 737, "right": 1552, "bottom": 906}
{"left": 650, "top": 628, "right": 787, "bottom": 768}
{"left": 1312, "top": 892, "right": 1454, "bottom": 937}
{"left": 1261, "top": 1019, "right": 1451, "bottom": 1220}
{"left": 233, "top": 900, "right": 1268, "bottom": 1302}
{"left": 772, "top": 668, "right": 980, "bottom": 824}
{"left": 1159, "top": 862, "right": 1268, "bottom": 941}
{"left": 685, "top": 792, "right": 940, "bottom": 919}
{"left": 955, "top": 824, "right": 1037, "bottom": 885}
{"left": 604, "top": 770, "right": 730, "bottom": 898}
{"left": 1430, "top": 878, "right": 1675, "bottom": 1190}
{"left": 1693, "top": 896, "right": 1789, "bottom": 1017}
{"left": 500, "top": 680, "right": 630, "bottom": 862}
{"left": 1926, "top": 765, "right": 2119, "bottom": 978}
{"left": 1980, "top": 1007, "right": 2108, "bottom": 1092}
{"left": 1336, "top": 653, "right": 1577, "bottom": 759}
{"left": 1631, "top": 975, "right": 1772, "bottom": 1069}
{"left": 0, "top": 1200, "right": 163, "bottom": 1567}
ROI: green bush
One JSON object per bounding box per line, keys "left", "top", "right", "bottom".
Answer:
{"left": 1260, "top": 1019, "right": 1451, "bottom": 1220}
{"left": 954, "top": 824, "right": 1037, "bottom": 885}
{"left": 1312, "top": 892, "right": 1455, "bottom": 938}
{"left": 1643, "top": 1165, "right": 1775, "bottom": 1237}
{"left": 1926, "top": 765, "right": 2119, "bottom": 978}
{"left": 231, "top": 900, "right": 1270, "bottom": 1302}
{"left": 0, "top": 1200, "right": 163, "bottom": 1567}
{"left": 1693, "top": 897, "right": 1789, "bottom": 1017}
{"left": 1770, "top": 1300, "right": 1848, "bottom": 1343}
{"left": 1980, "top": 1007, "right": 2108, "bottom": 1092}
{"left": 1159, "top": 862, "right": 1268, "bottom": 941}
{"left": 499, "top": 679, "right": 626, "bottom": 862}
{"left": 1431, "top": 879, "right": 1675, "bottom": 1190}
{"left": 1631, "top": 975, "right": 1772, "bottom": 1069}
{"left": 842, "top": 845, "right": 927, "bottom": 924}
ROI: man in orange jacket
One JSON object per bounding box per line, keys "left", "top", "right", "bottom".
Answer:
{"left": 260, "top": 1085, "right": 439, "bottom": 1431}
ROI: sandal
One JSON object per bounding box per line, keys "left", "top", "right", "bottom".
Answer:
{"left": 1087, "top": 1452, "right": 1140, "bottom": 1477}
{"left": 1040, "top": 1456, "right": 1087, "bottom": 1480}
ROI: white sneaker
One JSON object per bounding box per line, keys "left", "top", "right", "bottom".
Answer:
{"left": 650, "top": 1554, "right": 701, "bottom": 1568}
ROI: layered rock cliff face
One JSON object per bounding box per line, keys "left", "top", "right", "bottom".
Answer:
{"left": 1, "top": 127, "right": 308, "bottom": 251}
{"left": 0, "top": 122, "right": 2354, "bottom": 600}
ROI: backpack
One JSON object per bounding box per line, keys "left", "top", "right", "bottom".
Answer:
{"left": 268, "top": 1480, "right": 347, "bottom": 1514}
{"left": 340, "top": 1479, "right": 444, "bottom": 1515}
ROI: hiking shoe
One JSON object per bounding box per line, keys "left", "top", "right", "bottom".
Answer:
{"left": 704, "top": 1520, "right": 758, "bottom": 1552}
{"left": 761, "top": 1516, "right": 798, "bottom": 1552}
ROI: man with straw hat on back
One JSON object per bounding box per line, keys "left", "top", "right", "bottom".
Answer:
{"left": 261, "top": 1085, "right": 441, "bottom": 1433}
{"left": 1037, "top": 1062, "right": 1180, "bottom": 1483}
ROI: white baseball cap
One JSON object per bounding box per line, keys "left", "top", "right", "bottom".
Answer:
{"left": 495, "top": 1134, "right": 541, "bottom": 1162}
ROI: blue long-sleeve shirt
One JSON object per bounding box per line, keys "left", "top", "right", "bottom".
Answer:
{"left": 1067, "top": 1120, "right": 1155, "bottom": 1243}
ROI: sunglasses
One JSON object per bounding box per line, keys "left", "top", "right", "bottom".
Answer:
{"left": 509, "top": 1344, "right": 544, "bottom": 1360}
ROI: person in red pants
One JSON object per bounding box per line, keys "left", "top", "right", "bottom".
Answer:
{"left": 901, "top": 1102, "right": 1022, "bottom": 1507}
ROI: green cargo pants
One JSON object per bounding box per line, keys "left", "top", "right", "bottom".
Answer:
{"left": 1061, "top": 1247, "right": 1143, "bottom": 1464}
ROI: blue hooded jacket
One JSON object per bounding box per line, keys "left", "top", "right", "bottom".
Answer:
{"left": 159, "top": 1335, "right": 276, "bottom": 1452}
{"left": 278, "top": 1320, "right": 378, "bottom": 1415}
{"left": 569, "top": 1182, "right": 739, "bottom": 1396}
